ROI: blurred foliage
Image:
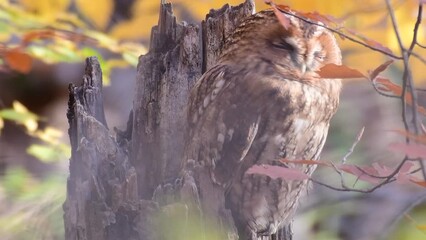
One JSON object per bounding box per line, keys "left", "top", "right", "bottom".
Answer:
{"left": 155, "top": 204, "right": 226, "bottom": 240}
{"left": 391, "top": 209, "right": 426, "bottom": 240}
{"left": 0, "top": 167, "right": 66, "bottom": 240}
{"left": 112, "top": 0, "right": 426, "bottom": 83}
{"left": 0, "top": 101, "right": 70, "bottom": 163}
{"left": 1, "top": 0, "right": 424, "bottom": 83}
{"left": 0, "top": 0, "right": 145, "bottom": 84}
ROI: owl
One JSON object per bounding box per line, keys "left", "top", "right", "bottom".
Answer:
{"left": 184, "top": 9, "right": 342, "bottom": 240}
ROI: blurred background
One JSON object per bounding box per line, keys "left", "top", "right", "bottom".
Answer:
{"left": 0, "top": 0, "right": 425, "bottom": 239}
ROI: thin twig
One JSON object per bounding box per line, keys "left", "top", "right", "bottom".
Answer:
{"left": 342, "top": 127, "right": 365, "bottom": 164}
{"left": 411, "top": 52, "right": 426, "bottom": 65}
{"left": 330, "top": 162, "right": 348, "bottom": 188}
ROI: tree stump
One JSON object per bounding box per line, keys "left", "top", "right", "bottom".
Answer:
{"left": 63, "top": 1, "right": 292, "bottom": 239}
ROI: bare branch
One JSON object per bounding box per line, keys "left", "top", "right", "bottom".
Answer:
{"left": 411, "top": 52, "right": 426, "bottom": 65}
{"left": 342, "top": 127, "right": 365, "bottom": 164}
{"left": 417, "top": 42, "right": 426, "bottom": 49}
{"left": 385, "top": 1, "right": 425, "bottom": 180}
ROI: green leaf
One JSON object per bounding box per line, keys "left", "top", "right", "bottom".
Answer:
{"left": 0, "top": 109, "right": 37, "bottom": 124}
{"left": 122, "top": 52, "right": 138, "bottom": 67}
{"left": 2, "top": 167, "right": 33, "bottom": 198}
{"left": 27, "top": 144, "right": 63, "bottom": 163}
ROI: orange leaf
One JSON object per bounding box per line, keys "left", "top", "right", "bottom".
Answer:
{"left": 391, "top": 129, "right": 426, "bottom": 145}
{"left": 388, "top": 142, "right": 426, "bottom": 159}
{"left": 411, "top": 180, "right": 426, "bottom": 188}
{"left": 317, "top": 64, "right": 365, "bottom": 79}
{"left": 246, "top": 164, "right": 309, "bottom": 180}
{"left": 299, "top": 11, "right": 342, "bottom": 26}
{"left": 375, "top": 77, "right": 426, "bottom": 115}
{"left": 346, "top": 28, "right": 394, "bottom": 55}
{"left": 364, "top": 39, "right": 394, "bottom": 55}
{"left": 4, "top": 48, "right": 32, "bottom": 74}
{"left": 368, "top": 60, "right": 394, "bottom": 80}
{"left": 375, "top": 77, "right": 402, "bottom": 94}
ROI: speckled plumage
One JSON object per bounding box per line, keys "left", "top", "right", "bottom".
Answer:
{"left": 184, "top": 10, "right": 342, "bottom": 239}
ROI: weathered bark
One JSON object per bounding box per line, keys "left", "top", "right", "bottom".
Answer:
{"left": 131, "top": 2, "right": 202, "bottom": 199}
{"left": 64, "top": 57, "right": 159, "bottom": 240}
{"left": 64, "top": 1, "right": 292, "bottom": 239}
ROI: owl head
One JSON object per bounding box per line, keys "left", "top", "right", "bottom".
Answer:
{"left": 220, "top": 10, "right": 342, "bottom": 79}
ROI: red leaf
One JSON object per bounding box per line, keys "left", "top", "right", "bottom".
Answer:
{"left": 4, "top": 48, "right": 32, "bottom": 74}
{"left": 372, "top": 162, "right": 392, "bottom": 176}
{"left": 388, "top": 143, "right": 426, "bottom": 158}
{"left": 374, "top": 77, "right": 426, "bottom": 115}
{"left": 338, "top": 164, "right": 380, "bottom": 184}
{"left": 368, "top": 60, "right": 394, "bottom": 80}
{"left": 299, "top": 11, "right": 342, "bottom": 26}
{"left": 395, "top": 162, "right": 414, "bottom": 184}
{"left": 269, "top": 4, "right": 292, "bottom": 30}
{"left": 346, "top": 28, "right": 394, "bottom": 55}
{"left": 364, "top": 39, "right": 394, "bottom": 55}
{"left": 398, "top": 161, "right": 414, "bottom": 173}
{"left": 317, "top": 64, "right": 365, "bottom": 79}
{"left": 391, "top": 129, "right": 426, "bottom": 145}
{"left": 246, "top": 164, "right": 309, "bottom": 180}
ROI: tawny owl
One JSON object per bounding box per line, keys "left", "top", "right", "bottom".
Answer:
{"left": 184, "top": 9, "right": 342, "bottom": 239}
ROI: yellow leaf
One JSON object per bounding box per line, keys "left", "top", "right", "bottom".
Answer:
{"left": 19, "top": 0, "right": 70, "bottom": 21}
{"left": 416, "top": 225, "right": 426, "bottom": 231}
{"left": 13, "top": 101, "right": 30, "bottom": 113}
{"left": 33, "top": 127, "right": 64, "bottom": 145}
{"left": 12, "top": 101, "right": 38, "bottom": 132}
{"left": 0, "top": 117, "right": 3, "bottom": 133}
{"left": 109, "top": 15, "right": 158, "bottom": 40}
{"left": 76, "top": 0, "right": 114, "bottom": 30}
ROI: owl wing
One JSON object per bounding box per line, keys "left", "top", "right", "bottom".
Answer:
{"left": 186, "top": 64, "right": 263, "bottom": 187}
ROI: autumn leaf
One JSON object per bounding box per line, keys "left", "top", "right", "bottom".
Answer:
{"left": 388, "top": 142, "right": 426, "bottom": 159}
{"left": 246, "top": 164, "right": 309, "bottom": 180}
{"left": 368, "top": 60, "right": 394, "bottom": 80}
{"left": 416, "top": 224, "right": 426, "bottom": 231}
{"left": 19, "top": 0, "right": 71, "bottom": 21}
{"left": 4, "top": 48, "right": 32, "bottom": 74}
{"left": 374, "top": 77, "right": 426, "bottom": 115}
{"left": 0, "top": 117, "right": 3, "bottom": 133}
{"left": 338, "top": 164, "right": 381, "bottom": 184}
{"left": 394, "top": 161, "right": 414, "bottom": 184}
{"left": 411, "top": 180, "right": 426, "bottom": 188}
{"left": 300, "top": 11, "right": 343, "bottom": 26}
{"left": 76, "top": 0, "right": 114, "bottom": 30}
{"left": 391, "top": 129, "right": 426, "bottom": 145}
{"left": 317, "top": 64, "right": 365, "bottom": 79}
{"left": 345, "top": 28, "right": 394, "bottom": 55}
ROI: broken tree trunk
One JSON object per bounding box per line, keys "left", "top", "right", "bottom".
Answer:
{"left": 63, "top": 1, "right": 292, "bottom": 239}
